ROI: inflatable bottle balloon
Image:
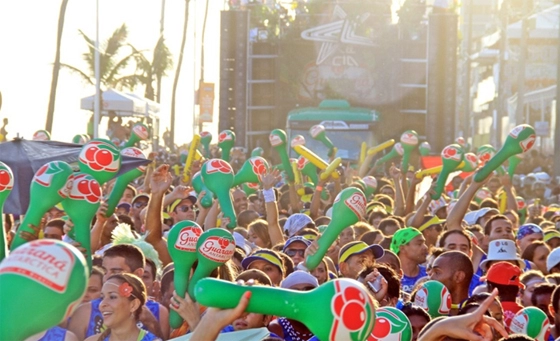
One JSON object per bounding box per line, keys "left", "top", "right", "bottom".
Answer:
{"left": 372, "top": 143, "right": 404, "bottom": 173}
{"left": 232, "top": 156, "right": 269, "bottom": 187}
{"left": 188, "top": 229, "right": 236, "bottom": 299}
{"left": 199, "top": 131, "right": 212, "bottom": 158}
{"left": 62, "top": 172, "right": 102, "bottom": 270}
{"left": 105, "top": 147, "right": 146, "bottom": 217}
{"left": 195, "top": 278, "right": 375, "bottom": 341}
{"left": 269, "top": 129, "right": 295, "bottom": 181}
{"left": 243, "top": 182, "right": 259, "bottom": 196}
{"left": 509, "top": 307, "right": 551, "bottom": 341}
{"left": 297, "top": 156, "right": 319, "bottom": 185}
{"left": 292, "top": 145, "right": 340, "bottom": 180}
{"left": 370, "top": 307, "right": 412, "bottom": 341}
{"left": 166, "top": 221, "right": 203, "bottom": 328}
{"left": 310, "top": 124, "right": 337, "bottom": 159}
{"left": 0, "top": 162, "right": 13, "bottom": 261}
{"left": 33, "top": 129, "right": 51, "bottom": 141}
{"left": 182, "top": 134, "right": 201, "bottom": 183}
{"left": 192, "top": 171, "right": 214, "bottom": 208}
{"left": 291, "top": 135, "right": 306, "bottom": 149}
{"left": 508, "top": 153, "right": 524, "bottom": 179}
{"left": 359, "top": 139, "right": 395, "bottom": 177}
{"left": 461, "top": 152, "right": 479, "bottom": 172}
{"left": 304, "top": 187, "right": 367, "bottom": 270}
{"left": 474, "top": 125, "right": 536, "bottom": 183}
{"left": 413, "top": 280, "right": 452, "bottom": 318}
{"left": 455, "top": 137, "right": 470, "bottom": 153}
{"left": 432, "top": 144, "right": 464, "bottom": 200}
{"left": 359, "top": 142, "right": 367, "bottom": 165}
{"left": 476, "top": 144, "right": 496, "bottom": 166}
{"left": 362, "top": 176, "right": 377, "bottom": 199}
{"left": 201, "top": 159, "right": 236, "bottom": 228}
{"left": 251, "top": 147, "right": 264, "bottom": 157}
{"left": 400, "top": 130, "right": 419, "bottom": 174}
{"left": 517, "top": 196, "right": 527, "bottom": 224}
{"left": 78, "top": 139, "right": 122, "bottom": 185}
{"left": 123, "top": 122, "right": 149, "bottom": 148}
{"left": 0, "top": 239, "right": 88, "bottom": 341}
{"left": 419, "top": 141, "right": 431, "bottom": 156}
{"left": 218, "top": 130, "right": 235, "bottom": 162}
{"left": 10, "top": 161, "right": 73, "bottom": 251}
{"left": 72, "top": 134, "right": 89, "bottom": 144}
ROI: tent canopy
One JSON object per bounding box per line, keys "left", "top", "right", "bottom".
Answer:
{"left": 80, "top": 89, "right": 159, "bottom": 118}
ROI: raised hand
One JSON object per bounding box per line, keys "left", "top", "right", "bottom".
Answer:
{"left": 151, "top": 164, "right": 173, "bottom": 194}
{"left": 261, "top": 168, "right": 281, "bottom": 190}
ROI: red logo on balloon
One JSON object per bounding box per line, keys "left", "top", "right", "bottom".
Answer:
{"left": 442, "top": 146, "right": 460, "bottom": 161}
{"left": 297, "top": 156, "right": 308, "bottom": 170}
{"left": 0, "top": 169, "right": 13, "bottom": 192}
{"left": 206, "top": 159, "right": 233, "bottom": 175}
{"left": 218, "top": 132, "right": 232, "bottom": 143}
{"left": 250, "top": 158, "right": 267, "bottom": 179}
{"left": 519, "top": 134, "right": 536, "bottom": 152}
{"left": 333, "top": 286, "right": 368, "bottom": 331}
{"left": 80, "top": 142, "right": 118, "bottom": 172}
{"left": 370, "top": 317, "right": 391, "bottom": 339}
{"left": 69, "top": 174, "right": 102, "bottom": 204}
{"left": 200, "top": 131, "right": 211, "bottom": 138}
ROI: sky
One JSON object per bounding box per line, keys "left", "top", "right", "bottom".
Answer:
{"left": 0, "top": 0, "right": 223, "bottom": 146}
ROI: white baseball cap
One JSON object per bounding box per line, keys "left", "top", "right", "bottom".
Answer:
{"left": 479, "top": 239, "right": 525, "bottom": 271}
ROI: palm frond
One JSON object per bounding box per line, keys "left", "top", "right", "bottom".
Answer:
{"left": 105, "top": 23, "right": 128, "bottom": 57}
{"left": 152, "top": 36, "right": 174, "bottom": 77}
{"left": 60, "top": 63, "right": 94, "bottom": 85}
{"left": 111, "top": 74, "right": 142, "bottom": 90}
{"left": 78, "top": 29, "right": 96, "bottom": 74}
{"left": 104, "top": 49, "right": 144, "bottom": 86}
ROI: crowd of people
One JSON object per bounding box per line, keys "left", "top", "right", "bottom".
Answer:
{"left": 4, "top": 137, "right": 560, "bottom": 341}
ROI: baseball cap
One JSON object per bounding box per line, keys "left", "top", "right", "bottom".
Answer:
{"left": 544, "top": 229, "right": 560, "bottom": 243}
{"left": 418, "top": 216, "right": 446, "bottom": 232}
{"left": 170, "top": 195, "right": 198, "bottom": 212}
{"left": 464, "top": 208, "right": 499, "bottom": 225}
{"left": 547, "top": 247, "right": 560, "bottom": 273}
{"left": 283, "top": 213, "right": 314, "bottom": 237}
{"left": 282, "top": 236, "right": 311, "bottom": 252}
{"left": 481, "top": 261, "right": 525, "bottom": 288}
{"left": 429, "top": 197, "right": 448, "bottom": 215}
{"left": 479, "top": 239, "right": 525, "bottom": 271}
{"left": 280, "top": 270, "right": 319, "bottom": 289}
{"left": 516, "top": 223, "right": 543, "bottom": 241}
{"left": 390, "top": 227, "right": 422, "bottom": 255}
{"left": 339, "top": 241, "right": 384, "bottom": 264}
{"left": 116, "top": 202, "right": 131, "bottom": 213}
{"left": 132, "top": 193, "right": 150, "bottom": 203}
{"left": 241, "top": 249, "right": 284, "bottom": 274}
{"left": 233, "top": 232, "right": 254, "bottom": 256}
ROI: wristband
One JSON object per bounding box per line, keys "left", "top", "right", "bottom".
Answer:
{"left": 263, "top": 188, "right": 276, "bottom": 203}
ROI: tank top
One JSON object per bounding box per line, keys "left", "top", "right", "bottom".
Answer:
{"left": 38, "top": 326, "right": 67, "bottom": 341}
{"left": 102, "top": 329, "right": 160, "bottom": 341}
{"left": 277, "top": 317, "right": 314, "bottom": 341}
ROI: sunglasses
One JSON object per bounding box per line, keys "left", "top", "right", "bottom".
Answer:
{"left": 285, "top": 249, "right": 305, "bottom": 257}
{"left": 178, "top": 205, "right": 196, "bottom": 212}
{"left": 133, "top": 201, "right": 148, "bottom": 209}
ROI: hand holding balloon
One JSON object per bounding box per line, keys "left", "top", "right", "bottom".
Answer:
{"left": 269, "top": 129, "right": 294, "bottom": 181}
{"left": 0, "top": 162, "right": 13, "bottom": 260}
{"left": 432, "top": 144, "right": 464, "bottom": 200}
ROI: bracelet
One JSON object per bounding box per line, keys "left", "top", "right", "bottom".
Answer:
{"left": 315, "top": 185, "right": 323, "bottom": 192}
{"left": 263, "top": 188, "right": 276, "bottom": 203}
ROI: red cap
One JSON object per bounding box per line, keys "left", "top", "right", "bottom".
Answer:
{"left": 482, "top": 261, "right": 525, "bottom": 289}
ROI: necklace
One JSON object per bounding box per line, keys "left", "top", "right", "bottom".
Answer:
{"left": 279, "top": 318, "right": 313, "bottom": 341}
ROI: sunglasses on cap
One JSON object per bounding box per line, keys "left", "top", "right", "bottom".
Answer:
{"left": 178, "top": 205, "right": 196, "bottom": 212}
{"left": 133, "top": 201, "right": 148, "bottom": 209}
{"left": 285, "top": 249, "right": 305, "bottom": 257}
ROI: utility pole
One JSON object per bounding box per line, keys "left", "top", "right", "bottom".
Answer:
{"left": 463, "top": 0, "right": 473, "bottom": 141}
{"left": 515, "top": 4, "right": 529, "bottom": 124}
{"left": 496, "top": 1, "right": 508, "bottom": 147}
{"left": 554, "top": 4, "right": 560, "bottom": 177}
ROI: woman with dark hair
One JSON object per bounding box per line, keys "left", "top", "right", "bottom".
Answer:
{"left": 85, "top": 274, "right": 160, "bottom": 341}
{"left": 247, "top": 219, "right": 273, "bottom": 248}
{"left": 521, "top": 240, "right": 551, "bottom": 275}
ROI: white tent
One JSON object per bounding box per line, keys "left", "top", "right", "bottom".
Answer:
{"left": 80, "top": 89, "right": 159, "bottom": 118}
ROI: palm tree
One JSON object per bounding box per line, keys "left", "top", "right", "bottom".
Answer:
{"left": 45, "top": 0, "right": 70, "bottom": 134}
{"left": 133, "top": 36, "right": 173, "bottom": 102}
{"left": 170, "top": 0, "right": 191, "bottom": 149}
{"left": 61, "top": 23, "right": 144, "bottom": 90}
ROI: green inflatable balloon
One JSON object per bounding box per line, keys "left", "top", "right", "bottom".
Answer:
{"left": 269, "top": 129, "right": 295, "bottom": 181}
{"left": 251, "top": 147, "right": 264, "bottom": 157}
{"left": 33, "top": 129, "right": 51, "bottom": 141}
{"left": 10, "top": 161, "right": 74, "bottom": 251}
{"left": 508, "top": 153, "right": 524, "bottom": 179}
{"left": 461, "top": 152, "right": 479, "bottom": 172}
{"left": 476, "top": 144, "right": 496, "bottom": 166}
{"left": 192, "top": 171, "right": 214, "bottom": 208}
{"left": 62, "top": 172, "right": 102, "bottom": 271}
{"left": 201, "top": 159, "right": 236, "bottom": 228}
{"left": 123, "top": 122, "right": 150, "bottom": 148}
{"left": 218, "top": 130, "right": 235, "bottom": 162}
{"left": 413, "top": 280, "right": 452, "bottom": 318}
{"left": 455, "top": 136, "right": 470, "bottom": 153}
{"left": 373, "top": 143, "right": 404, "bottom": 173}
{"left": 200, "top": 131, "right": 212, "bottom": 158}
{"left": 0, "top": 239, "right": 88, "bottom": 340}
{"left": 432, "top": 144, "right": 463, "bottom": 200}
{"left": 310, "top": 124, "right": 336, "bottom": 158}
{"left": 474, "top": 125, "right": 536, "bottom": 183}
{"left": 78, "top": 139, "right": 122, "bottom": 185}
{"left": 399, "top": 130, "right": 419, "bottom": 174}
{"left": 517, "top": 196, "right": 527, "bottom": 224}
{"left": 509, "top": 306, "right": 551, "bottom": 341}
{"left": 166, "top": 220, "right": 203, "bottom": 328}
{"left": 72, "top": 134, "right": 89, "bottom": 144}
{"left": 297, "top": 155, "right": 319, "bottom": 185}
{"left": 0, "top": 162, "right": 14, "bottom": 261}
{"left": 188, "top": 229, "right": 236, "bottom": 300}
{"left": 304, "top": 187, "right": 367, "bottom": 270}
{"left": 195, "top": 278, "right": 375, "bottom": 341}
{"left": 232, "top": 157, "right": 269, "bottom": 187}
{"left": 419, "top": 141, "right": 431, "bottom": 156}
{"left": 243, "top": 182, "right": 259, "bottom": 196}
{"left": 362, "top": 176, "right": 377, "bottom": 199}
{"left": 370, "top": 306, "right": 412, "bottom": 341}
{"left": 105, "top": 147, "right": 146, "bottom": 217}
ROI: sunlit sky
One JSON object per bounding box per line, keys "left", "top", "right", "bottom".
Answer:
{"left": 0, "top": 0, "right": 223, "bottom": 146}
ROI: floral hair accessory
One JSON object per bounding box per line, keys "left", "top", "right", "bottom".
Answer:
{"left": 119, "top": 282, "right": 134, "bottom": 298}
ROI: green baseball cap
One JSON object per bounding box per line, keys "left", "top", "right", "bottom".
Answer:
{"left": 390, "top": 227, "right": 422, "bottom": 255}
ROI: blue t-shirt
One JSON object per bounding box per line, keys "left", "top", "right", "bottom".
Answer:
{"left": 401, "top": 265, "right": 427, "bottom": 293}
{"left": 39, "top": 326, "right": 67, "bottom": 341}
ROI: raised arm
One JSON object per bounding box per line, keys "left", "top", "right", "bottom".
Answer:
{"left": 262, "top": 169, "right": 284, "bottom": 246}
{"left": 389, "top": 164, "right": 405, "bottom": 217}
{"left": 404, "top": 172, "right": 423, "bottom": 215}
{"left": 447, "top": 174, "right": 485, "bottom": 230}
{"left": 144, "top": 164, "right": 172, "bottom": 266}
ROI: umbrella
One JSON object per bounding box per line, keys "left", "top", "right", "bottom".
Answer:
{"left": 0, "top": 138, "right": 152, "bottom": 214}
